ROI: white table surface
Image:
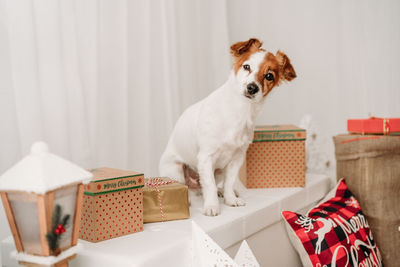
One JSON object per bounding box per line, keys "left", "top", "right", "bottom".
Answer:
{"left": 1, "top": 173, "right": 331, "bottom": 267}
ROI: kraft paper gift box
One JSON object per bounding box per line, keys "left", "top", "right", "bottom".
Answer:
{"left": 143, "top": 177, "right": 190, "bottom": 223}
{"left": 239, "top": 125, "right": 306, "bottom": 188}
{"left": 79, "top": 167, "right": 144, "bottom": 242}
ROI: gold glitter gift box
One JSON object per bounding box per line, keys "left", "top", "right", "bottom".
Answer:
{"left": 143, "top": 177, "right": 190, "bottom": 223}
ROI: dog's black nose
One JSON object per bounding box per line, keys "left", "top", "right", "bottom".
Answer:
{"left": 247, "top": 83, "right": 259, "bottom": 95}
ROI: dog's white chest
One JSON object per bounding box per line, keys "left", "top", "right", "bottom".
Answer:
{"left": 223, "top": 124, "right": 252, "bottom": 147}
{"left": 213, "top": 123, "right": 253, "bottom": 169}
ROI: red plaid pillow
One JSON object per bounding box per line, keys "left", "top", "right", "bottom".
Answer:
{"left": 282, "top": 179, "right": 382, "bottom": 267}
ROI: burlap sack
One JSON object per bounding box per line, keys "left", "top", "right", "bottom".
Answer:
{"left": 333, "top": 134, "right": 400, "bottom": 267}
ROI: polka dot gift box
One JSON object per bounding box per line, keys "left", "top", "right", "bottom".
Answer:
{"left": 239, "top": 125, "right": 306, "bottom": 188}
{"left": 79, "top": 167, "right": 144, "bottom": 242}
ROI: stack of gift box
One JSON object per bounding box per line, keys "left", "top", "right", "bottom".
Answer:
{"left": 77, "top": 124, "right": 308, "bottom": 242}
{"left": 79, "top": 168, "right": 191, "bottom": 242}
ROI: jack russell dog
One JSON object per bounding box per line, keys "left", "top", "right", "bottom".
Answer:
{"left": 159, "top": 38, "right": 296, "bottom": 216}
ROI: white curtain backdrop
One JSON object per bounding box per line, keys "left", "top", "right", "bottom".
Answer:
{"left": 0, "top": 0, "right": 399, "bottom": 247}
{"left": 0, "top": 0, "right": 231, "bottom": 175}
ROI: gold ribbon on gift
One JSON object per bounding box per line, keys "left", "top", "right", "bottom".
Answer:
{"left": 370, "top": 117, "right": 391, "bottom": 135}
{"left": 143, "top": 177, "right": 190, "bottom": 223}
{"left": 383, "top": 118, "right": 390, "bottom": 135}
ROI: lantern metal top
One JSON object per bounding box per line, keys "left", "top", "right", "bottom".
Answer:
{"left": 0, "top": 141, "right": 92, "bottom": 194}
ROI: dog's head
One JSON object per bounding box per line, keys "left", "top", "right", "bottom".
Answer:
{"left": 230, "top": 38, "right": 296, "bottom": 102}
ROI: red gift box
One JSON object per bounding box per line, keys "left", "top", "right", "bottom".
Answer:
{"left": 347, "top": 117, "right": 400, "bottom": 135}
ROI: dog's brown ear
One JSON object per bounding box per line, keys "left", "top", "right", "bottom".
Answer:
{"left": 276, "top": 51, "right": 296, "bottom": 81}
{"left": 230, "top": 38, "right": 263, "bottom": 57}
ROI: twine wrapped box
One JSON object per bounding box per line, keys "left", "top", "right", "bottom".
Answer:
{"left": 334, "top": 134, "right": 400, "bottom": 267}
{"left": 143, "top": 177, "right": 190, "bottom": 223}
{"left": 79, "top": 167, "right": 144, "bottom": 242}
{"left": 240, "top": 125, "right": 306, "bottom": 188}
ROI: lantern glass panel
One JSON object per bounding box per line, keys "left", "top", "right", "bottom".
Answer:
{"left": 8, "top": 192, "right": 42, "bottom": 255}
{"left": 54, "top": 185, "right": 77, "bottom": 249}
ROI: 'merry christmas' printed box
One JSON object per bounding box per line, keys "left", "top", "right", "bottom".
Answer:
{"left": 239, "top": 125, "right": 306, "bottom": 188}
{"left": 79, "top": 167, "right": 144, "bottom": 242}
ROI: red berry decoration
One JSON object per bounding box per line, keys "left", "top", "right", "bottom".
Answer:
{"left": 46, "top": 205, "right": 70, "bottom": 255}
{"left": 55, "top": 224, "right": 66, "bottom": 234}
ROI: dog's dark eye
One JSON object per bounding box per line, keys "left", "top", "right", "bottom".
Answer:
{"left": 243, "top": 64, "right": 250, "bottom": 71}
{"left": 265, "top": 73, "right": 274, "bottom": 81}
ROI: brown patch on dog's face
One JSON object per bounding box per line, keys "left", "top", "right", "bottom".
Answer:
{"left": 257, "top": 53, "right": 281, "bottom": 95}
{"left": 276, "top": 50, "right": 297, "bottom": 81}
{"left": 256, "top": 51, "right": 297, "bottom": 96}
{"left": 230, "top": 38, "right": 264, "bottom": 74}
{"left": 230, "top": 39, "right": 296, "bottom": 100}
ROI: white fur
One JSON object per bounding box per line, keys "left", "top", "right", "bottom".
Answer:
{"left": 160, "top": 51, "right": 268, "bottom": 216}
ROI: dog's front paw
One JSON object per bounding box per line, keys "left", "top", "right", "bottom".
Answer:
{"left": 203, "top": 204, "right": 220, "bottom": 216}
{"left": 225, "top": 196, "right": 246, "bottom": 207}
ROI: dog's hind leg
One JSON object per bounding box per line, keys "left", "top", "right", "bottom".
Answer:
{"left": 215, "top": 168, "right": 239, "bottom": 198}
{"left": 217, "top": 188, "right": 239, "bottom": 198}
{"left": 215, "top": 169, "right": 226, "bottom": 198}
{"left": 159, "top": 153, "right": 185, "bottom": 184}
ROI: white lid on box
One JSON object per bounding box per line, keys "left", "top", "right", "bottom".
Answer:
{"left": 0, "top": 141, "right": 92, "bottom": 194}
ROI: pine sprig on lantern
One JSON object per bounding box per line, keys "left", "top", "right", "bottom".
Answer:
{"left": 46, "top": 204, "right": 70, "bottom": 255}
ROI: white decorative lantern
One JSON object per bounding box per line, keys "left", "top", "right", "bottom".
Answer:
{"left": 0, "top": 142, "right": 92, "bottom": 267}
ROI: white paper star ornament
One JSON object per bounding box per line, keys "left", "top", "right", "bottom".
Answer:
{"left": 191, "top": 221, "right": 260, "bottom": 267}
{"left": 234, "top": 240, "right": 260, "bottom": 267}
